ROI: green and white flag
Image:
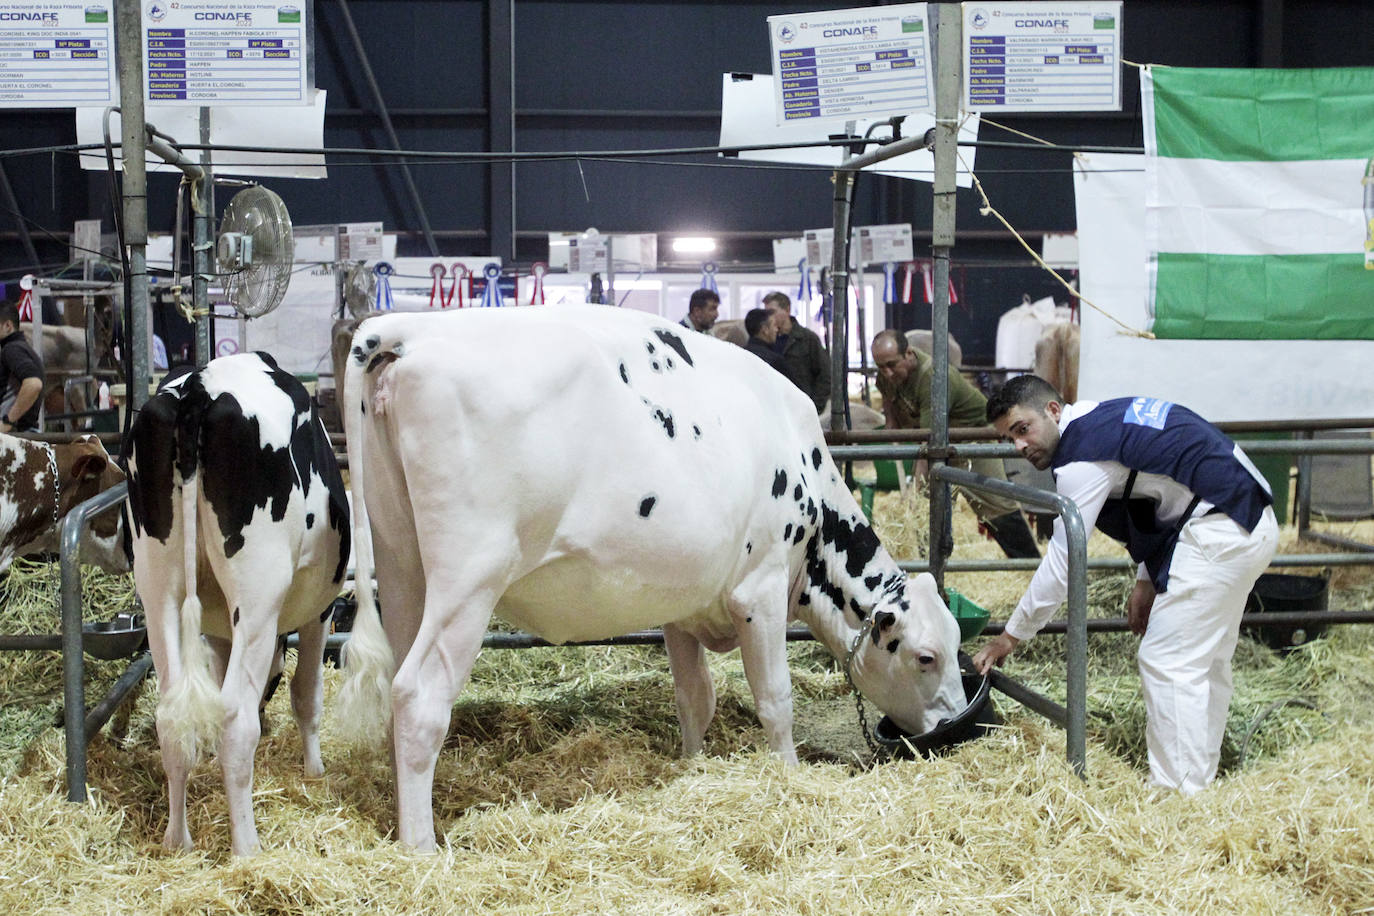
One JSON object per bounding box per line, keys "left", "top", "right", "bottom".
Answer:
{"left": 1142, "top": 66, "right": 1374, "bottom": 339}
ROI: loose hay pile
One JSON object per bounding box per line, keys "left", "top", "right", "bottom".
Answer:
{"left": 0, "top": 504, "right": 1371, "bottom": 914}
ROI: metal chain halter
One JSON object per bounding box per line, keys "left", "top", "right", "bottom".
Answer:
{"left": 843, "top": 616, "right": 879, "bottom": 757}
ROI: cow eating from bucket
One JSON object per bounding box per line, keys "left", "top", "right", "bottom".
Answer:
{"left": 126, "top": 352, "right": 350, "bottom": 856}
{"left": 338, "top": 305, "right": 968, "bottom": 852}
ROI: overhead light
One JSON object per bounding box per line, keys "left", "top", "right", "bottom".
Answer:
{"left": 672, "top": 237, "right": 717, "bottom": 254}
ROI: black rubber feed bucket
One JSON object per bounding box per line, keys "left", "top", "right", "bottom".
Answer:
{"left": 1243, "top": 573, "right": 1329, "bottom": 653}
{"left": 872, "top": 667, "right": 1001, "bottom": 758}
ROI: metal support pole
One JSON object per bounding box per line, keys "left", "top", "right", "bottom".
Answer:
{"left": 334, "top": 0, "right": 439, "bottom": 256}
{"left": 828, "top": 169, "right": 856, "bottom": 434}
{"left": 1296, "top": 429, "right": 1314, "bottom": 533}
{"left": 931, "top": 463, "right": 1089, "bottom": 778}
{"left": 60, "top": 482, "right": 129, "bottom": 801}
{"left": 116, "top": 0, "right": 151, "bottom": 412}
{"left": 192, "top": 108, "right": 214, "bottom": 367}
{"left": 488, "top": 0, "right": 516, "bottom": 263}
{"left": 927, "top": 3, "right": 961, "bottom": 590}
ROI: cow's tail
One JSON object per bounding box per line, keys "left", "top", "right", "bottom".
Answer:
{"left": 335, "top": 322, "right": 396, "bottom": 743}
{"left": 155, "top": 435, "right": 224, "bottom": 764}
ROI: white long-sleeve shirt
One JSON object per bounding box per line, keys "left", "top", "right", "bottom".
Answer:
{"left": 1002, "top": 400, "right": 1266, "bottom": 642}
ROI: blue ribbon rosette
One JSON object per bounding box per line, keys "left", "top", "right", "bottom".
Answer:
{"left": 373, "top": 262, "right": 395, "bottom": 311}
{"left": 480, "top": 262, "right": 504, "bottom": 308}
{"left": 700, "top": 260, "right": 719, "bottom": 293}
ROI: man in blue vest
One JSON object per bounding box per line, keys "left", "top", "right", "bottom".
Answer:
{"left": 972, "top": 375, "right": 1278, "bottom": 795}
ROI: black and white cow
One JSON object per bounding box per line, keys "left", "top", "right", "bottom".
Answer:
{"left": 338, "top": 305, "right": 968, "bottom": 852}
{"left": 126, "top": 352, "right": 349, "bottom": 856}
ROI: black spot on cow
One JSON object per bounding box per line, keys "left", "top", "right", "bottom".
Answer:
{"left": 364, "top": 334, "right": 380, "bottom": 350}
{"left": 619, "top": 362, "right": 630, "bottom": 385}
{"left": 360, "top": 399, "right": 367, "bottom": 416}
{"left": 772, "top": 469, "right": 787, "bottom": 498}
{"left": 793, "top": 484, "right": 802, "bottom": 501}
{"left": 798, "top": 593, "right": 811, "bottom": 606}
{"left": 784, "top": 523, "right": 793, "bottom": 540}
{"left": 746, "top": 541, "right": 752, "bottom": 554}
{"left": 645, "top": 340, "right": 656, "bottom": 354}
{"left": 692, "top": 424, "right": 701, "bottom": 439}
{"left": 233, "top": 607, "right": 241, "bottom": 626}
{"left": 817, "top": 502, "right": 883, "bottom": 580}
{"left": 746, "top": 617, "right": 752, "bottom": 623}
{"left": 864, "top": 574, "right": 882, "bottom": 591}
{"left": 665, "top": 356, "right": 675, "bottom": 369}
{"left": 811, "top": 447, "right": 823, "bottom": 470}
{"left": 806, "top": 498, "right": 816, "bottom": 520}
{"left": 850, "top": 597, "right": 862, "bottom": 615}
{"left": 886, "top": 639, "right": 901, "bottom": 654}
{"left": 639, "top": 495, "right": 656, "bottom": 518}
{"left": 804, "top": 538, "right": 849, "bottom": 617}
{"left": 651, "top": 360, "right": 661, "bottom": 372}
{"left": 306, "top": 512, "right": 315, "bottom": 529}
{"left": 653, "top": 328, "right": 694, "bottom": 367}
{"left": 793, "top": 526, "right": 805, "bottom": 545}
{"left": 650, "top": 405, "right": 676, "bottom": 438}
{"left": 350, "top": 345, "right": 364, "bottom": 363}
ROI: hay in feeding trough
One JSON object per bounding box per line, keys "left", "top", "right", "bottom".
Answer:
{"left": 0, "top": 510, "right": 1371, "bottom": 912}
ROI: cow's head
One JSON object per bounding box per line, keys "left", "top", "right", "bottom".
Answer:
{"left": 847, "top": 572, "right": 967, "bottom": 735}
{"left": 19, "top": 435, "right": 129, "bottom": 573}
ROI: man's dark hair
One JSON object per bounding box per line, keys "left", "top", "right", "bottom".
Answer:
{"left": 744, "top": 308, "right": 773, "bottom": 338}
{"left": 986, "top": 374, "right": 1063, "bottom": 424}
{"left": 871, "top": 328, "right": 909, "bottom": 355}
{"left": 688, "top": 288, "right": 720, "bottom": 313}
{"left": 762, "top": 290, "right": 791, "bottom": 312}
{"left": 0, "top": 300, "right": 20, "bottom": 328}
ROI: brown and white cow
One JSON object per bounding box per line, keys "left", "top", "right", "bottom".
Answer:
{"left": 0, "top": 433, "right": 126, "bottom": 574}
{"left": 126, "top": 352, "right": 350, "bottom": 856}
{"left": 338, "top": 304, "right": 968, "bottom": 851}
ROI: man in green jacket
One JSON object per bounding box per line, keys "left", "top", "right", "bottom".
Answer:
{"left": 763, "top": 291, "right": 830, "bottom": 414}
{"left": 871, "top": 328, "right": 1039, "bottom": 559}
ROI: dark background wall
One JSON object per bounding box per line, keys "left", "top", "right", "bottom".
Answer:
{"left": 1, "top": 0, "right": 1371, "bottom": 362}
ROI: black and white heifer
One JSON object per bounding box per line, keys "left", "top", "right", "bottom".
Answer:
{"left": 126, "top": 352, "right": 349, "bottom": 856}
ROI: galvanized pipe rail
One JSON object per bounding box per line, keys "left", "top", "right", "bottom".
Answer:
{"left": 928, "top": 463, "right": 1090, "bottom": 777}
{"left": 59, "top": 482, "right": 133, "bottom": 802}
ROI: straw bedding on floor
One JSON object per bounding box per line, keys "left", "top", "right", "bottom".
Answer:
{"left": 0, "top": 503, "right": 1371, "bottom": 915}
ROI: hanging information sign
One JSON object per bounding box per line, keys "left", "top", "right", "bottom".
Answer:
{"left": 856, "top": 224, "right": 914, "bottom": 265}
{"left": 142, "top": 0, "right": 311, "bottom": 106}
{"left": 336, "top": 222, "right": 383, "bottom": 262}
{"left": 0, "top": 1, "right": 116, "bottom": 109}
{"left": 568, "top": 236, "right": 610, "bottom": 274}
{"left": 963, "top": 1, "right": 1122, "bottom": 112}
{"left": 767, "top": 2, "right": 933, "bottom": 125}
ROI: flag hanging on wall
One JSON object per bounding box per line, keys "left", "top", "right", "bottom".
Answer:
{"left": 1142, "top": 65, "right": 1374, "bottom": 340}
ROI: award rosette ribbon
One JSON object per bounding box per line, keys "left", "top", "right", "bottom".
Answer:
{"left": 16, "top": 274, "right": 34, "bottom": 321}
{"left": 797, "top": 257, "right": 811, "bottom": 304}
{"left": 445, "top": 263, "right": 470, "bottom": 308}
{"left": 902, "top": 261, "right": 917, "bottom": 304}
{"left": 480, "top": 262, "right": 504, "bottom": 308}
{"left": 529, "top": 261, "right": 547, "bottom": 305}
{"left": 882, "top": 262, "right": 897, "bottom": 306}
{"left": 427, "top": 262, "right": 447, "bottom": 308}
{"left": 699, "top": 260, "right": 718, "bottom": 294}
{"left": 372, "top": 262, "right": 395, "bottom": 311}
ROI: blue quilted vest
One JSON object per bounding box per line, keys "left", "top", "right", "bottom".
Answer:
{"left": 1051, "top": 397, "right": 1272, "bottom": 591}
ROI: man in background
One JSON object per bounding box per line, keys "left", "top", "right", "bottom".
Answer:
{"left": 679, "top": 288, "right": 720, "bottom": 333}
{"left": 870, "top": 328, "right": 1039, "bottom": 559}
{"left": 0, "top": 300, "right": 44, "bottom": 434}
{"left": 762, "top": 291, "right": 830, "bottom": 414}
{"left": 743, "top": 308, "right": 789, "bottom": 378}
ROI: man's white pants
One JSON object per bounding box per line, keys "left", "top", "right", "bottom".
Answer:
{"left": 1137, "top": 507, "right": 1279, "bottom": 795}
